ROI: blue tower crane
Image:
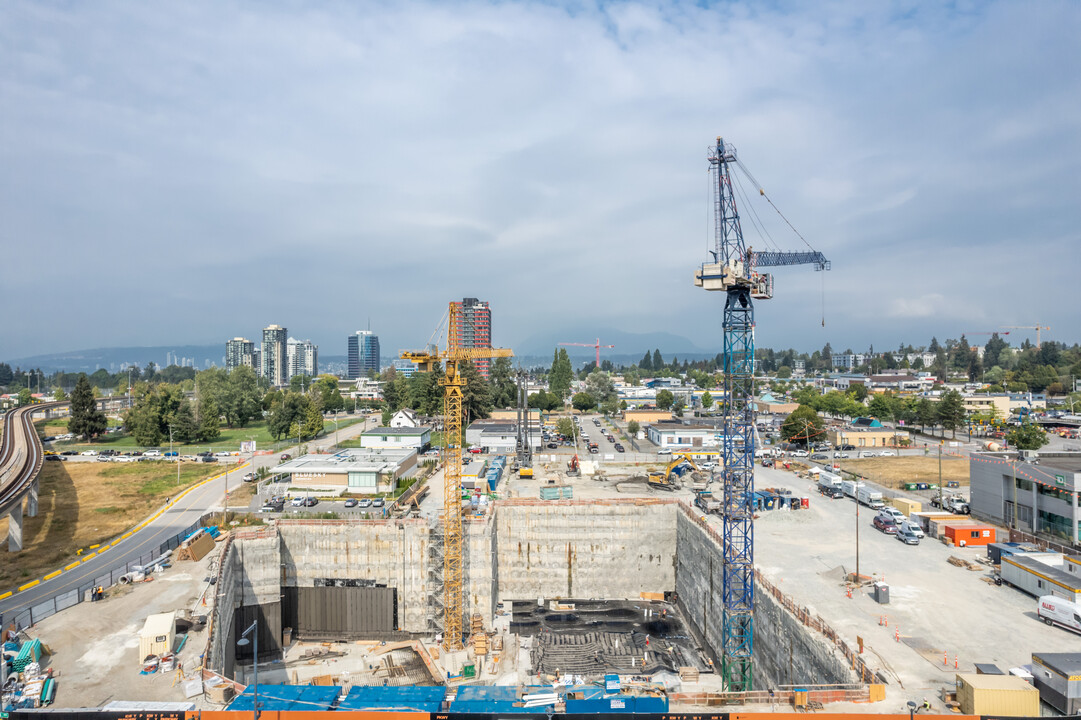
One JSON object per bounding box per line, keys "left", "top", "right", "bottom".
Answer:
{"left": 693, "top": 137, "right": 830, "bottom": 691}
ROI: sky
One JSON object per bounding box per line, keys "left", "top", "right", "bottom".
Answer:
{"left": 3, "top": 1, "right": 1079, "bottom": 363}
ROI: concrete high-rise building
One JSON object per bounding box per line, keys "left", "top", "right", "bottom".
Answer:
{"left": 261, "top": 324, "right": 288, "bottom": 386}
{"left": 451, "top": 297, "right": 492, "bottom": 378}
{"left": 287, "top": 337, "right": 319, "bottom": 380}
{"left": 348, "top": 330, "right": 381, "bottom": 379}
{"left": 225, "top": 337, "right": 256, "bottom": 371}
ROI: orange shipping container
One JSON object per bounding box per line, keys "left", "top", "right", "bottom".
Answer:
{"left": 944, "top": 523, "right": 996, "bottom": 547}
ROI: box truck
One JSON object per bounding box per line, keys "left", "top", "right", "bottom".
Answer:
{"left": 857, "top": 487, "right": 885, "bottom": 510}
{"left": 841, "top": 479, "right": 864, "bottom": 499}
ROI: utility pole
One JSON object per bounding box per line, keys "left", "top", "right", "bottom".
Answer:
{"left": 938, "top": 445, "right": 943, "bottom": 509}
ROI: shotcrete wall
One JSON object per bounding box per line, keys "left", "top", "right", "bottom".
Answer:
{"left": 278, "top": 519, "right": 432, "bottom": 633}
{"left": 675, "top": 507, "right": 858, "bottom": 689}
{"left": 494, "top": 500, "right": 677, "bottom": 600}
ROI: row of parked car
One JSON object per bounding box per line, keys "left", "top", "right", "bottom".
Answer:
{"left": 260, "top": 496, "right": 386, "bottom": 512}
{"left": 871, "top": 506, "right": 925, "bottom": 545}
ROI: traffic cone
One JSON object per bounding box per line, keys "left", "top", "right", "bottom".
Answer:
{"left": 944, "top": 651, "right": 948, "bottom": 666}
{"left": 884, "top": 615, "right": 888, "bottom": 627}
{"left": 955, "top": 655, "right": 959, "bottom": 669}
{"left": 895, "top": 628, "right": 900, "bottom": 643}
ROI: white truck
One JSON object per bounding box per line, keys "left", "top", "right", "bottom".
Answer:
{"left": 857, "top": 487, "right": 885, "bottom": 510}
{"left": 1038, "top": 595, "right": 1081, "bottom": 635}
{"left": 841, "top": 479, "right": 864, "bottom": 499}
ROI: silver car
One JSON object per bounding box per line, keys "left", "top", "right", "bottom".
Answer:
{"left": 896, "top": 525, "right": 921, "bottom": 545}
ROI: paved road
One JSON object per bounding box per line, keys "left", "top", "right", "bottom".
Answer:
{"left": 0, "top": 414, "right": 378, "bottom": 620}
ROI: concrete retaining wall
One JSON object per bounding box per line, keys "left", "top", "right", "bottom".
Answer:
{"left": 675, "top": 506, "right": 857, "bottom": 689}
{"left": 278, "top": 519, "right": 432, "bottom": 632}
{"left": 494, "top": 500, "right": 677, "bottom": 600}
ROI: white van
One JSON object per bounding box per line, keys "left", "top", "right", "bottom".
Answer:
{"left": 1038, "top": 595, "right": 1081, "bottom": 635}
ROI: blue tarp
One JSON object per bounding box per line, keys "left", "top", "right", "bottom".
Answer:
{"left": 338, "top": 685, "right": 446, "bottom": 712}
{"left": 564, "top": 687, "right": 669, "bottom": 714}
{"left": 227, "top": 684, "right": 341, "bottom": 711}
{"left": 451, "top": 685, "right": 555, "bottom": 714}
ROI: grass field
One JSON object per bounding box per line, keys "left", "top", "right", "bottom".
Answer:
{"left": 39, "top": 416, "right": 365, "bottom": 454}
{"left": 836, "top": 456, "right": 969, "bottom": 490}
{"left": 0, "top": 461, "right": 223, "bottom": 589}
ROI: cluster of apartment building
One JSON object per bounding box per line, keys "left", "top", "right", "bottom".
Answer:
{"left": 226, "top": 325, "right": 318, "bottom": 387}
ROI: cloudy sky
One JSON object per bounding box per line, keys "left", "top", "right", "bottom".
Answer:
{"left": 3, "top": 1, "right": 1079, "bottom": 361}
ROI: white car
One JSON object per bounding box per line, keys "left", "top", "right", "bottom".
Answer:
{"left": 114, "top": 456, "right": 135, "bottom": 463}
{"left": 881, "top": 507, "right": 906, "bottom": 523}
{"left": 879, "top": 451, "right": 896, "bottom": 456}
{"left": 699, "top": 461, "right": 718, "bottom": 470}
{"left": 214, "top": 451, "right": 232, "bottom": 457}
{"left": 833, "top": 451, "right": 850, "bottom": 458}
{"left": 658, "top": 449, "right": 672, "bottom": 456}
{"left": 143, "top": 450, "right": 162, "bottom": 457}
{"left": 80, "top": 450, "right": 98, "bottom": 456}
{"left": 290, "top": 497, "right": 305, "bottom": 507}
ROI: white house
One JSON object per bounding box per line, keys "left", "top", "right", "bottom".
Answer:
{"left": 390, "top": 408, "right": 421, "bottom": 428}
{"left": 646, "top": 421, "right": 719, "bottom": 450}
{"left": 359, "top": 427, "right": 432, "bottom": 452}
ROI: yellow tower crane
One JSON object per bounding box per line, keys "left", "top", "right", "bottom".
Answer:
{"left": 401, "top": 302, "right": 513, "bottom": 651}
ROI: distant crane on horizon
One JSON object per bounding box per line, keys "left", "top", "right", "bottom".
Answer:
{"left": 559, "top": 338, "right": 615, "bottom": 369}
{"left": 1002, "top": 325, "right": 1051, "bottom": 349}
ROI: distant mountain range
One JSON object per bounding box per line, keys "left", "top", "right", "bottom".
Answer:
{"left": 6, "top": 345, "right": 226, "bottom": 374}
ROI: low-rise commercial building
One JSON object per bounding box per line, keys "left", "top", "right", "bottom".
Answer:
{"left": 970, "top": 452, "right": 1081, "bottom": 546}
{"left": 646, "top": 421, "right": 718, "bottom": 450}
{"left": 465, "top": 421, "right": 518, "bottom": 453}
{"left": 828, "top": 426, "right": 909, "bottom": 449}
{"left": 271, "top": 448, "right": 417, "bottom": 494}
{"left": 622, "top": 409, "right": 672, "bottom": 425}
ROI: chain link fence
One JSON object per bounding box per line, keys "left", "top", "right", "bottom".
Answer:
{"left": 5, "top": 513, "right": 215, "bottom": 632}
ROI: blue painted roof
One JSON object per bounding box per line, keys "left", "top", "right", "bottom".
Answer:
{"left": 227, "top": 685, "right": 341, "bottom": 712}
{"left": 338, "top": 685, "right": 446, "bottom": 712}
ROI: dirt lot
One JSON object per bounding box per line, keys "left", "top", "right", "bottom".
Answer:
{"left": 837, "top": 455, "right": 969, "bottom": 489}
{"left": 0, "top": 461, "right": 221, "bottom": 588}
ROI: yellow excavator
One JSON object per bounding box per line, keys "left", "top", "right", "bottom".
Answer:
{"left": 648, "top": 452, "right": 710, "bottom": 491}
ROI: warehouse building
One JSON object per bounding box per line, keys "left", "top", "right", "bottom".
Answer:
{"left": 646, "top": 421, "right": 718, "bottom": 449}
{"left": 359, "top": 427, "right": 432, "bottom": 453}
{"left": 970, "top": 451, "right": 1081, "bottom": 546}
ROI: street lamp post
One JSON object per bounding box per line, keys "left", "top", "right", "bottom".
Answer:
{"left": 237, "top": 620, "right": 259, "bottom": 720}
{"left": 333, "top": 411, "right": 340, "bottom": 447}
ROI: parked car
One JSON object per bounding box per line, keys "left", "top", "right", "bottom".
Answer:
{"left": 144, "top": 450, "right": 162, "bottom": 457}
{"left": 833, "top": 452, "right": 850, "bottom": 458}
{"left": 358, "top": 499, "right": 373, "bottom": 508}
{"left": 96, "top": 455, "right": 111, "bottom": 462}
{"left": 372, "top": 498, "right": 385, "bottom": 507}
{"left": 810, "top": 453, "right": 829, "bottom": 460}
{"left": 80, "top": 450, "right": 98, "bottom": 456}
{"left": 900, "top": 520, "right": 925, "bottom": 538}
{"left": 872, "top": 514, "right": 898, "bottom": 534}
{"left": 45, "top": 455, "right": 62, "bottom": 461}
{"left": 614, "top": 444, "right": 625, "bottom": 453}
{"left": 200, "top": 456, "right": 218, "bottom": 463}
{"left": 896, "top": 525, "right": 921, "bottom": 545}
{"left": 303, "top": 497, "right": 319, "bottom": 507}
{"left": 881, "top": 507, "right": 906, "bottom": 523}
{"left": 261, "top": 500, "right": 285, "bottom": 513}
{"left": 878, "top": 451, "right": 896, "bottom": 457}
{"left": 280, "top": 453, "right": 291, "bottom": 461}
{"left": 214, "top": 451, "right": 232, "bottom": 457}
{"left": 164, "top": 451, "right": 178, "bottom": 457}
{"left": 290, "top": 497, "right": 305, "bottom": 507}
{"left": 658, "top": 449, "right": 672, "bottom": 456}
{"left": 344, "top": 498, "right": 358, "bottom": 508}
{"left": 242, "top": 472, "right": 258, "bottom": 483}
{"left": 61, "top": 450, "right": 78, "bottom": 456}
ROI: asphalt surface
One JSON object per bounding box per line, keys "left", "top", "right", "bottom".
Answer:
{"left": 0, "top": 414, "right": 377, "bottom": 620}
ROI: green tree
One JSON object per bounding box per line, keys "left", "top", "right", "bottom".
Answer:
{"left": 700, "top": 391, "right": 713, "bottom": 411}
{"left": 936, "top": 389, "right": 966, "bottom": 438}
{"left": 556, "top": 417, "right": 575, "bottom": 439}
{"left": 303, "top": 397, "right": 324, "bottom": 439}
{"left": 652, "top": 349, "right": 664, "bottom": 371}
{"left": 16, "top": 388, "right": 33, "bottom": 406}
{"left": 53, "top": 387, "right": 68, "bottom": 402}
{"left": 381, "top": 408, "right": 392, "bottom": 426}
{"left": 584, "top": 369, "right": 616, "bottom": 405}
{"left": 314, "top": 374, "right": 345, "bottom": 414}
{"left": 627, "top": 420, "right": 640, "bottom": 437}
{"left": 780, "top": 405, "right": 825, "bottom": 447}
{"left": 776, "top": 365, "right": 792, "bottom": 379}
{"left": 1007, "top": 421, "right": 1048, "bottom": 451}
{"left": 197, "top": 396, "right": 221, "bottom": 442}
{"left": 599, "top": 397, "right": 620, "bottom": 416}
{"left": 226, "top": 365, "right": 265, "bottom": 427}
{"left": 548, "top": 348, "right": 573, "bottom": 401}
{"left": 849, "top": 383, "right": 869, "bottom": 402}
{"left": 655, "top": 389, "right": 674, "bottom": 410}
{"left": 572, "top": 392, "right": 596, "bottom": 412}
{"left": 528, "top": 391, "right": 561, "bottom": 412}
{"left": 67, "top": 374, "right": 107, "bottom": 441}
{"left": 639, "top": 351, "right": 653, "bottom": 371}
{"left": 289, "top": 374, "right": 313, "bottom": 393}
{"left": 268, "top": 392, "right": 307, "bottom": 441}
{"left": 460, "top": 361, "right": 493, "bottom": 422}
{"left": 672, "top": 397, "right": 686, "bottom": 417}
{"left": 488, "top": 356, "right": 516, "bottom": 408}
{"left": 170, "top": 399, "right": 197, "bottom": 443}
{"left": 867, "top": 393, "right": 896, "bottom": 422}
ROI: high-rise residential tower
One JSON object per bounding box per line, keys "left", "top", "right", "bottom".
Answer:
{"left": 261, "top": 324, "right": 288, "bottom": 386}
{"left": 287, "top": 337, "right": 318, "bottom": 379}
{"left": 225, "top": 337, "right": 255, "bottom": 371}
{"left": 450, "top": 297, "right": 492, "bottom": 378}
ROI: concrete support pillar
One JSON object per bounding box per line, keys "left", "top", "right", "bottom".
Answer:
{"left": 8, "top": 502, "right": 23, "bottom": 552}
{"left": 27, "top": 478, "right": 38, "bottom": 517}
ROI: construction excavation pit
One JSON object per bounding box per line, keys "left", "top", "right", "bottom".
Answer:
{"left": 512, "top": 599, "right": 710, "bottom": 678}
{"left": 205, "top": 498, "right": 868, "bottom": 704}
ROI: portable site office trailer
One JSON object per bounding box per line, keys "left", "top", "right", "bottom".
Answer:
{"left": 139, "top": 612, "right": 175, "bottom": 661}
{"left": 944, "top": 523, "right": 995, "bottom": 547}
{"left": 1030, "top": 652, "right": 1081, "bottom": 715}
{"left": 955, "top": 673, "right": 1040, "bottom": 716}
{"left": 1001, "top": 554, "right": 1081, "bottom": 602}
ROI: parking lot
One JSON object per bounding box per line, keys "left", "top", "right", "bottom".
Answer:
{"left": 741, "top": 464, "right": 1079, "bottom": 698}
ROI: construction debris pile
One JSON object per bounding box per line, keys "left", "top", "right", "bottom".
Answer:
{"left": 2, "top": 637, "right": 57, "bottom": 709}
